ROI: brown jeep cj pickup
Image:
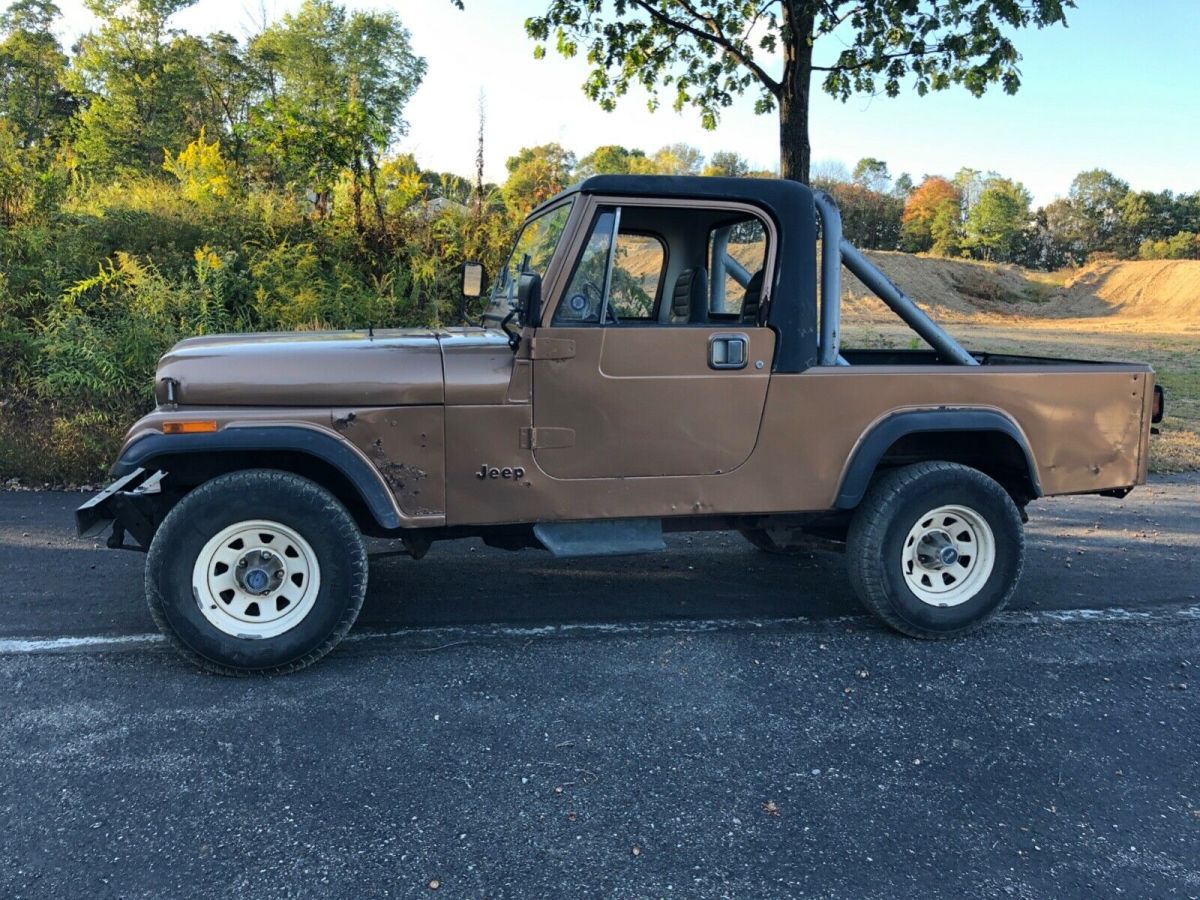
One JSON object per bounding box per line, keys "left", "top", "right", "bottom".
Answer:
{"left": 77, "top": 176, "right": 1165, "bottom": 675}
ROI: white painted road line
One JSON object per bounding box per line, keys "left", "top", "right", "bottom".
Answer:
{"left": 1, "top": 603, "right": 1199, "bottom": 656}
{"left": 0, "top": 633, "right": 164, "bottom": 653}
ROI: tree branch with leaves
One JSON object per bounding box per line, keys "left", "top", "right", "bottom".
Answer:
{"left": 460, "top": 1, "right": 1074, "bottom": 183}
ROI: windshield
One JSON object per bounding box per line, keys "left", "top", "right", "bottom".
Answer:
{"left": 483, "top": 200, "right": 574, "bottom": 326}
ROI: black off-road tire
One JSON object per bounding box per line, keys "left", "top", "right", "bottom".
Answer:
{"left": 846, "top": 461, "right": 1024, "bottom": 639}
{"left": 145, "top": 469, "right": 368, "bottom": 675}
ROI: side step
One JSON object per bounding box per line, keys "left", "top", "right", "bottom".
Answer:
{"left": 533, "top": 518, "right": 666, "bottom": 558}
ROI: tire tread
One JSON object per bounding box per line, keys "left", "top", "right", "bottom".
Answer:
{"left": 145, "top": 469, "right": 368, "bottom": 676}
{"left": 846, "top": 461, "right": 1024, "bottom": 639}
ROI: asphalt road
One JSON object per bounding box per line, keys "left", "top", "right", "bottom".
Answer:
{"left": 2, "top": 479, "right": 1198, "bottom": 898}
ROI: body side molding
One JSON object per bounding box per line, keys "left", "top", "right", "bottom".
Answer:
{"left": 833, "top": 409, "right": 1043, "bottom": 509}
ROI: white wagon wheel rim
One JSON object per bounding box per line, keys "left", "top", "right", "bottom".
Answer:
{"left": 192, "top": 519, "right": 322, "bottom": 639}
{"left": 900, "top": 504, "right": 996, "bottom": 608}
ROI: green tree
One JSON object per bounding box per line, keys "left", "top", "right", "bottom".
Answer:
{"left": 192, "top": 32, "right": 267, "bottom": 170}
{"left": 953, "top": 167, "right": 987, "bottom": 217}
{"left": 1067, "top": 169, "right": 1129, "bottom": 255}
{"left": 247, "top": 0, "right": 425, "bottom": 231}
{"left": 703, "top": 150, "right": 750, "bottom": 177}
{"left": 1139, "top": 230, "right": 1200, "bottom": 261}
{"left": 963, "top": 177, "right": 1031, "bottom": 262}
{"left": 900, "top": 176, "right": 961, "bottom": 254}
{"left": 576, "top": 144, "right": 647, "bottom": 177}
{"left": 1026, "top": 198, "right": 1080, "bottom": 268}
{"left": 503, "top": 143, "right": 576, "bottom": 212}
{"left": 0, "top": 0, "right": 73, "bottom": 147}
{"left": 815, "top": 178, "right": 903, "bottom": 250}
{"left": 638, "top": 142, "right": 704, "bottom": 175}
{"left": 852, "top": 157, "right": 890, "bottom": 193}
{"left": 68, "top": 0, "right": 210, "bottom": 174}
{"left": 504, "top": 0, "right": 1073, "bottom": 183}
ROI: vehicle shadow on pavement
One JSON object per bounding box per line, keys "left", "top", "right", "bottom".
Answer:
{"left": 360, "top": 532, "right": 854, "bottom": 630}
{"left": 1, "top": 479, "right": 1197, "bottom": 639}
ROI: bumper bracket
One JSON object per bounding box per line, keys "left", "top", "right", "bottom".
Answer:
{"left": 75, "top": 468, "right": 167, "bottom": 551}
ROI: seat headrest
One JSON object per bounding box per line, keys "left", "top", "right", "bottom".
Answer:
{"left": 740, "top": 269, "right": 764, "bottom": 325}
{"left": 671, "top": 267, "right": 709, "bottom": 323}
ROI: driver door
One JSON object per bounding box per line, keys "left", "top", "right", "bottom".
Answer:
{"left": 531, "top": 202, "right": 776, "bottom": 480}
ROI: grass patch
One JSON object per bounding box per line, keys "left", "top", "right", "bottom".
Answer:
{"left": 0, "top": 408, "right": 130, "bottom": 487}
{"left": 1150, "top": 423, "right": 1200, "bottom": 474}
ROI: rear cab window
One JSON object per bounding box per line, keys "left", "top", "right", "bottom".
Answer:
{"left": 708, "top": 217, "right": 768, "bottom": 320}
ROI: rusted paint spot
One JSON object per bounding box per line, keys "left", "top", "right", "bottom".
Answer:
{"left": 333, "top": 412, "right": 357, "bottom": 431}
{"left": 368, "top": 438, "right": 438, "bottom": 516}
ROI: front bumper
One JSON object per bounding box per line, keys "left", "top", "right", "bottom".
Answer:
{"left": 75, "top": 468, "right": 167, "bottom": 550}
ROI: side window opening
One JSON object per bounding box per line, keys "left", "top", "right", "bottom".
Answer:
{"left": 609, "top": 232, "right": 666, "bottom": 320}
{"left": 552, "top": 204, "right": 769, "bottom": 327}
{"left": 553, "top": 208, "right": 617, "bottom": 325}
{"left": 708, "top": 216, "right": 768, "bottom": 320}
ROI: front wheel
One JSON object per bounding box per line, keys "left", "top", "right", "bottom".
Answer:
{"left": 846, "top": 461, "right": 1024, "bottom": 639}
{"left": 145, "top": 470, "right": 368, "bottom": 675}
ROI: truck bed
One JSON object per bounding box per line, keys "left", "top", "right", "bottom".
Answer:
{"left": 841, "top": 348, "right": 1143, "bottom": 367}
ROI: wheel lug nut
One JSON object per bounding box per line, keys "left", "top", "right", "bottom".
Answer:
{"left": 274, "top": 570, "right": 284, "bottom": 578}
{"left": 238, "top": 559, "right": 247, "bottom": 567}
{"left": 260, "top": 551, "right": 270, "bottom": 560}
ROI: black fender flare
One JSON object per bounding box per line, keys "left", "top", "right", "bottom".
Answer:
{"left": 114, "top": 425, "right": 402, "bottom": 530}
{"left": 833, "top": 409, "right": 1042, "bottom": 509}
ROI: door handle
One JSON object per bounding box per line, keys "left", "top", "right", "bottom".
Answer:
{"left": 708, "top": 333, "right": 748, "bottom": 370}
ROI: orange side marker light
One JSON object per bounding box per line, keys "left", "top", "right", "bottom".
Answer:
{"left": 162, "top": 420, "right": 218, "bottom": 435}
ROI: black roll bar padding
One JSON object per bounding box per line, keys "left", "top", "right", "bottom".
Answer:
{"left": 812, "top": 191, "right": 843, "bottom": 366}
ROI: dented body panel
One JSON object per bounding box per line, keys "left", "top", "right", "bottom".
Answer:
{"left": 442, "top": 358, "right": 1151, "bottom": 527}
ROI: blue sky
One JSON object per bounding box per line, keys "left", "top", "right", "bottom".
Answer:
{"left": 53, "top": 0, "right": 1200, "bottom": 206}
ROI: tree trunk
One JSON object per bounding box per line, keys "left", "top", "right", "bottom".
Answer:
{"left": 779, "top": 4, "right": 815, "bottom": 184}
{"left": 350, "top": 154, "right": 366, "bottom": 238}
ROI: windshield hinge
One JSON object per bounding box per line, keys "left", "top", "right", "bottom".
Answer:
{"left": 528, "top": 338, "right": 576, "bottom": 360}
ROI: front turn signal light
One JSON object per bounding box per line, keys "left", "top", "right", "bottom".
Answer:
{"left": 162, "top": 420, "right": 218, "bottom": 435}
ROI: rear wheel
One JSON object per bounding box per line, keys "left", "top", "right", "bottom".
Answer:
{"left": 146, "top": 470, "right": 368, "bottom": 675}
{"left": 846, "top": 461, "right": 1024, "bottom": 639}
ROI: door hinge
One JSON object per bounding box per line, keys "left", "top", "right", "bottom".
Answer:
{"left": 520, "top": 426, "right": 576, "bottom": 450}
{"left": 528, "top": 338, "right": 576, "bottom": 360}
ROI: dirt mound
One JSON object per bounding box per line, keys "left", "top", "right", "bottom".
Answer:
{"left": 1061, "top": 259, "right": 1200, "bottom": 323}
{"left": 844, "top": 253, "right": 1200, "bottom": 332}
{"left": 842, "top": 251, "right": 1060, "bottom": 322}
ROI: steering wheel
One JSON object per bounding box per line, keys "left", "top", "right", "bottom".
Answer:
{"left": 578, "top": 282, "right": 621, "bottom": 325}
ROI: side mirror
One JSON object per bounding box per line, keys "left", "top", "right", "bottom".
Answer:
{"left": 518, "top": 272, "right": 542, "bottom": 325}
{"left": 461, "top": 261, "right": 486, "bottom": 298}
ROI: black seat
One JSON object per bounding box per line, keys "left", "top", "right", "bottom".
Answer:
{"left": 670, "top": 267, "right": 709, "bottom": 323}
{"left": 740, "top": 269, "right": 764, "bottom": 325}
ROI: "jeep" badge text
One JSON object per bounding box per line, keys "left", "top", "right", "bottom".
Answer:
{"left": 477, "top": 464, "right": 526, "bottom": 481}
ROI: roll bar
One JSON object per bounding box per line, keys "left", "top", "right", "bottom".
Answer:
{"left": 811, "top": 191, "right": 978, "bottom": 367}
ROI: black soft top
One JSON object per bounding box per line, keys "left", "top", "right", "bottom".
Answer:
{"left": 536, "top": 175, "right": 819, "bottom": 372}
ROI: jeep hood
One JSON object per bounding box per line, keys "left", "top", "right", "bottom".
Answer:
{"left": 155, "top": 327, "right": 509, "bottom": 407}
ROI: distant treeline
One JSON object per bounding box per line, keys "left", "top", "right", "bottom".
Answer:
{"left": 1, "top": 0, "right": 1197, "bottom": 482}
{"left": 805, "top": 160, "right": 1200, "bottom": 268}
